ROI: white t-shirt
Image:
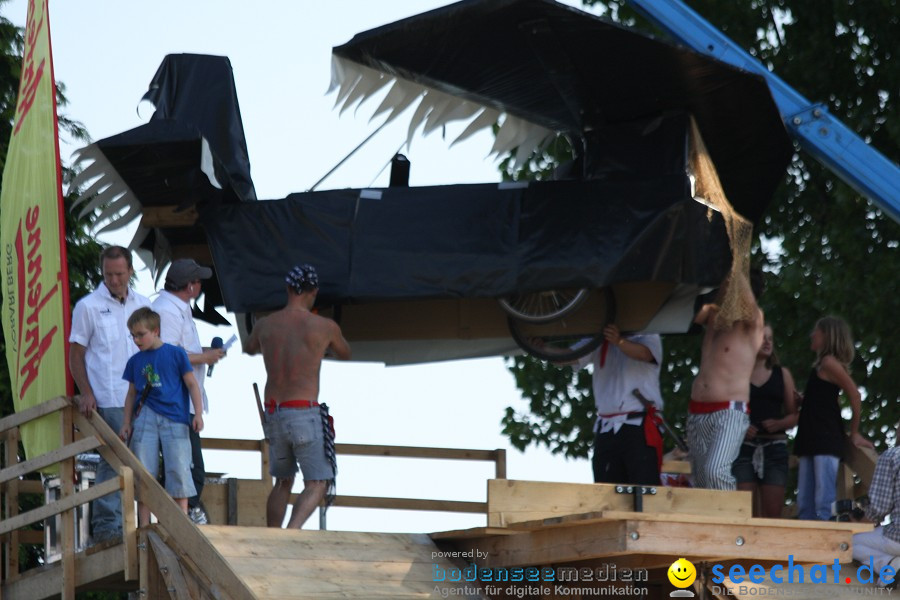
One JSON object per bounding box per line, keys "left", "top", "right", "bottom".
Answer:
{"left": 575, "top": 334, "right": 663, "bottom": 433}
{"left": 152, "top": 290, "right": 208, "bottom": 413}
{"left": 69, "top": 284, "right": 151, "bottom": 408}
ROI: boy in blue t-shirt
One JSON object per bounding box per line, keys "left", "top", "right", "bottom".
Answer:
{"left": 119, "top": 307, "right": 203, "bottom": 526}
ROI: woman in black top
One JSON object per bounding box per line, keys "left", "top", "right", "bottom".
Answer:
{"left": 732, "top": 324, "right": 798, "bottom": 517}
{"left": 794, "top": 316, "right": 873, "bottom": 520}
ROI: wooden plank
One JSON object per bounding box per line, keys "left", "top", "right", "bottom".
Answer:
{"left": 11, "top": 479, "right": 43, "bottom": 495}
{"left": 139, "top": 530, "right": 151, "bottom": 600}
{"left": 235, "top": 480, "right": 268, "bottom": 526}
{"left": 3, "top": 426, "right": 21, "bottom": 582}
{"left": 121, "top": 467, "right": 138, "bottom": 581}
{"left": 336, "top": 443, "right": 501, "bottom": 462}
{"left": 487, "top": 480, "right": 751, "bottom": 526}
{"left": 201, "top": 438, "right": 264, "bottom": 452}
{"left": 60, "top": 408, "right": 76, "bottom": 600}
{"left": 843, "top": 438, "right": 878, "bottom": 487}
{"left": 0, "top": 396, "right": 68, "bottom": 434}
{"left": 227, "top": 478, "right": 238, "bottom": 525}
{"left": 201, "top": 479, "right": 227, "bottom": 525}
{"left": 1, "top": 529, "right": 43, "bottom": 545}
{"left": 203, "top": 528, "right": 446, "bottom": 563}
{"left": 149, "top": 526, "right": 237, "bottom": 600}
{"left": 0, "top": 436, "right": 100, "bottom": 485}
{"left": 661, "top": 460, "right": 691, "bottom": 474}
{"left": 331, "top": 494, "right": 486, "bottom": 513}
{"left": 0, "top": 539, "right": 128, "bottom": 599}
{"left": 449, "top": 516, "right": 854, "bottom": 569}
{"left": 0, "top": 478, "right": 119, "bottom": 536}
{"left": 494, "top": 449, "right": 506, "bottom": 479}
{"left": 148, "top": 530, "right": 193, "bottom": 600}
{"left": 508, "top": 510, "right": 870, "bottom": 533}
{"left": 139, "top": 205, "right": 199, "bottom": 228}
{"left": 72, "top": 411, "right": 256, "bottom": 600}
{"left": 430, "top": 527, "right": 520, "bottom": 541}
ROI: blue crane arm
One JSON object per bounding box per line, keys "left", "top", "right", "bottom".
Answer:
{"left": 625, "top": 0, "right": 900, "bottom": 222}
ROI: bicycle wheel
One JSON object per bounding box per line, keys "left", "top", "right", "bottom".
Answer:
{"left": 498, "top": 288, "right": 588, "bottom": 323}
{"left": 507, "top": 287, "right": 617, "bottom": 362}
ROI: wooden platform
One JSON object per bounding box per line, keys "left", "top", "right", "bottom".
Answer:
{"left": 201, "top": 526, "right": 487, "bottom": 599}
{"left": 1, "top": 398, "right": 882, "bottom": 599}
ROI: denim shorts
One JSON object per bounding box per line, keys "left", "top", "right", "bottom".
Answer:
{"left": 732, "top": 439, "right": 789, "bottom": 486}
{"left": 265, "top": 407, "right": 333, "bottom": 481}
{"left": 130, "top": 406, "right": 196, "bottom": 499}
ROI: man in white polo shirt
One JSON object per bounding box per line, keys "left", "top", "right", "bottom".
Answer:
{"left": 69, "top": 246, "right": 151, "bottom": 543}
{"left": 152, "top": 258, "right": 225, "bottom": 524}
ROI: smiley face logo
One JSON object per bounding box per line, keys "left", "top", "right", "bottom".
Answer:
{"left": 668, "top": 558, "right": 696, "bottom": 588}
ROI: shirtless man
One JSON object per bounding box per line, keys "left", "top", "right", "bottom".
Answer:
{"left": 687, "top": 270, "right": 764, "bottom": 490}
{"left": 245, "top": 264, "right": 351, "bottom": 528}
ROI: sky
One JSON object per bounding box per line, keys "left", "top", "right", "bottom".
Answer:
{"left": 3, "top": 0, "right": 599, "bottom": 532}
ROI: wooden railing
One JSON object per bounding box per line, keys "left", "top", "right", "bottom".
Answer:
{"left": 198, "top": 437, "right": 507, "bottom": 527}
{"left": 0, "top": 397, "right": 256, "bottom": 600}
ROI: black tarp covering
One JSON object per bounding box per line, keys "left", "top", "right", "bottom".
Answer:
{"left": 93, "top": 119, "right": 228, "bottom": 209}
{"left": 141, "top": 54, "right": 257, "bottom": 202}
{"left": 333, "top": 0, "right": 792, "bottom": 224}
{"left": 203, "top": 179, "right": 730, "bottom": 314}
{"left": 204, "top": 111, "right": 730, "bottom": 316}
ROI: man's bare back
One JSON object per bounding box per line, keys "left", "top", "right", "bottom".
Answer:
{"left": 246, "top": 306, "right": 351, "bottom": 404}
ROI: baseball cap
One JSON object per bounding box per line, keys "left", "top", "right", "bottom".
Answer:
{"left": 166, "top": 258, "right": 213, "bottom": 287}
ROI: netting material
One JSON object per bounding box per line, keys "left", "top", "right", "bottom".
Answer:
{"left": 689, "top": 118, "right": 756, "bottom": 329}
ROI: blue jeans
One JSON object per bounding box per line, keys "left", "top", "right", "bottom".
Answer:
{"left": 796, "top": 455, "right": 840, "bottom": 520}
{"left": 92, "top": 407, "right": 124, "bottom": 540}
{"left": 130, "top": 407, "right": 195, "bottom": 499}
{"left": 264, "top": 407, "right": 333, "bottom": 481}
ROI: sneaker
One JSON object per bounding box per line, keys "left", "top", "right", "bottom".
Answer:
{"left": 189, "top": 506, "right": 209, "bottom": 525}
{"left": 884, "top": 556, "right": 900, "bottom": 589}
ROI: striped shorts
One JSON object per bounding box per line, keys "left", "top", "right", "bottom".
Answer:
{"left": 687, "top": 408, "right": 749, "bottom": 490}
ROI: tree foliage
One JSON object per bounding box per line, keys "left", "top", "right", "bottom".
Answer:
{"left": 502, "top": 0, "right": 900, "bottom": 457}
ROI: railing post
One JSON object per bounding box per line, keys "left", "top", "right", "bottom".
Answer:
{"left": 2, "top": 427, "right": 21, "bottom": 583}
{"left": 494, "top": 449, "right": 507, "bottom": 480}
{"left": 121, "top": 466, "right": 138, "bottom": 580}
{"left": 60, "top": 403, "right": 76, "bottom": 600}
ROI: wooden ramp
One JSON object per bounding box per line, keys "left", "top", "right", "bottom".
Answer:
{"left": 199, "top": 526, "right": 486, "bottom": 599}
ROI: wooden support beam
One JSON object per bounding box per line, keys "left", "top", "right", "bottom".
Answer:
{"left": 494, "top": 449, "right": 506, "bottom": 479}
{"left": 72, "top": 411, "right": 257, "bottom": 600}
{"left": 487, "top": 480, "right": 752, "bottom": 527}
{"left": 843, "top": 439, "right": 878, "bottom": 488}
{"left": 202, "top": 438, "right": 265, "bottom": 452}
{"left": 121, "top": 467, "right": 138, "bottom": 581}
{"left": 0, "top": 538, "right": 127, "bottom": 598}
{"left": 139, "top": 205, "right": 199, "bottom": 228}
{"left": 0, "top": 396, "right": 68, "bottom": 433}
{"left": 147, "top": 530, "right": 193, "bottom": 600}
{"left": 0, "top": 478, "right": 119, "bottom": 536}
{"left": 0, "top": 436, "right": 100, "bottom": 485}
{"left": 330, "top": 494, "right": 487, "bottom": 513}
{"left": 336, "top": 443, "right": 503, "bottom": 462}
{"left": 3, "top": 426, "right": 21, "bottom": 582}
{"left": 60, "top": 407, "right": 76, "bottom": 600}
{"left": 450, "top": 512, "right": 857, "bottom": 569}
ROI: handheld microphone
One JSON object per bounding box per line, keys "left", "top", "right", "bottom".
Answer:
{"left": 208, "top": 337, "right": 223, "bottom": 377}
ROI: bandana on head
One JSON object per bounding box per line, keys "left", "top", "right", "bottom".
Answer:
{"left": 286, "top": 264, "right": 319, "bottom": 293}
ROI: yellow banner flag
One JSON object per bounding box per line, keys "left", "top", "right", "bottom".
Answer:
{"left": 1, "top": 0, "right": 73, "bottom": 460}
